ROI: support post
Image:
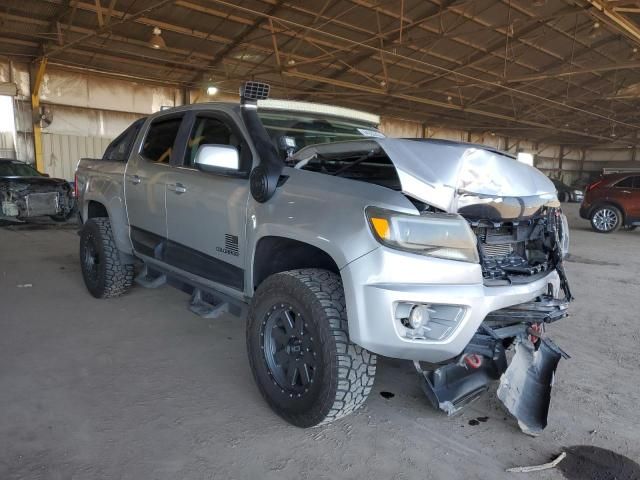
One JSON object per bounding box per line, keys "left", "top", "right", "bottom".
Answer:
{"left": 31, "top": 57, "right": 48, "bottom": 172}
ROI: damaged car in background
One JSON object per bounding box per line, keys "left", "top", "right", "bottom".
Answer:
{"left": 0, "top": 159, "right": 75, "bottom": 222}
{"left": 75, "top": 82, "right": 572, "bottom": 436}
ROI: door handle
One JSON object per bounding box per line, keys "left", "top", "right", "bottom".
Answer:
{"left": 167, "top": 182, "right": 187, "bottom": 194}
{"left": 127, "top": 174, "right": 141, "bottom": 185}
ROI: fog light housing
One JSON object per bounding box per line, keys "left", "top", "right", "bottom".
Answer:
{"left": 396, "top": 303, "right": 466, "bottom": 341}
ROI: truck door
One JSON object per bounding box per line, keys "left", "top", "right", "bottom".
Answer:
{"left": 124, "top": 113, "right": 184, "bottom": 257}
{"left": 164, "top": 111, "right": 252, "bottom": 292}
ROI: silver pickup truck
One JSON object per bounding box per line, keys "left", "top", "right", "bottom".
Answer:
{"left": 76, "top": 82, "right": 572, "bottom": 434}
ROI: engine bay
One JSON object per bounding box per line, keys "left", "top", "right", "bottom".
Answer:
{"left": 471, "top": 208, "right": 565, "bottom": 284}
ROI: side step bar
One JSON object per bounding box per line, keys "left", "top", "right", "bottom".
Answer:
{"left": 134, "top": 256, "right": 247, "bottom": 319}
{"left": 189, "top": 288, "right": 230, "bottom": 319}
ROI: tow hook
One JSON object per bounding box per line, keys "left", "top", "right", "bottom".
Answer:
{"left": 462, "top": 353, "right": 482, "bottom": 369}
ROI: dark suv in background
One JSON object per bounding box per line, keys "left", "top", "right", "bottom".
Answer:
{"left": 580, "top": 173, "right": 640, "bottom": 233}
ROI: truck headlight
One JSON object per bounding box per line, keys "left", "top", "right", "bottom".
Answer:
{"left": 366, "top": 207, "right": 479, "bottom": 263}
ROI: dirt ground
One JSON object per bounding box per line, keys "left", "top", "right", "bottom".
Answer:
{"left": 1, "top": 204, "right": 639, "bottom": 480}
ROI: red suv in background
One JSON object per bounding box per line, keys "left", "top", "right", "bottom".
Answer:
{"left": 580, "top": 173, "right": 640, "bottom": 233}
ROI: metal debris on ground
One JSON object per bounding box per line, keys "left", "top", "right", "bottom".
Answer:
{"left": 506, "top": 452, "right": 567, "bottom": 473}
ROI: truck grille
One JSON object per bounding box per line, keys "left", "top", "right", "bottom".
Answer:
{"left": 472, "top": 222, "right": 551, "bottom": 281}
{"left": 482, "top": 243, "right": 512, "bottom": 257}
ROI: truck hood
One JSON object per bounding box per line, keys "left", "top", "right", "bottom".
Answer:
{"left": 294, "top": 138, "right": 558, "bottom": 220}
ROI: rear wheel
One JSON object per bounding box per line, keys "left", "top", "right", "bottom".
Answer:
{"left": 591, "top": 205, "right": 622, "bottom": 233}
{"left": 80, "top": 217, "right": 134, "bottom": 298}
{"left": 247, "top": 269, "right": 376, "bottom": 427}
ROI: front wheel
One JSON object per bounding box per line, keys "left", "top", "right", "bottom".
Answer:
{"left": 590, "top": 205, "right": 622, "bottom": 233}
{"left": 246, "top": 269, "right": 376, "bottom": 427}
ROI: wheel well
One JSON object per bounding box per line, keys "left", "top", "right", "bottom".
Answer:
{"left": 87, "top": 200, "right": 108, "bottom": 219}
{"left": 253, "top": 236, "right": 340, "bottom": 289}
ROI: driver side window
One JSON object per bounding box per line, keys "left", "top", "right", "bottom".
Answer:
{"left": 184, "top": 117, "right": 241, "bottom": 168}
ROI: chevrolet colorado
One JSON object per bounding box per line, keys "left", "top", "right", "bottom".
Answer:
{"left": 76, "top": 82, "right": 572, "bottom": 434}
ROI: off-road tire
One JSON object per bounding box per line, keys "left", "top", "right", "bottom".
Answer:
{"left": 590, "top": 205, "right": 622, "bottom": 233}
{"left": 80, "top": 217, "right": 134, "bottom": 298}
{"left": 247, "top": 269, "right": 376, "bottom": 427}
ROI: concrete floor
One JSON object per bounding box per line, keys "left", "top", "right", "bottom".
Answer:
{"left": 1, "top": 205, "right": 639, "bottom": 480}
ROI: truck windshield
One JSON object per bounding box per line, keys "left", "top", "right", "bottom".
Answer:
{"left": 258, "top": 110, "right": 383, "bottom": 158}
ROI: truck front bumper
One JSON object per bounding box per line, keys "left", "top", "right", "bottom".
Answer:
{"left": 341, "top": 247, "right": 561, "bottom": 363}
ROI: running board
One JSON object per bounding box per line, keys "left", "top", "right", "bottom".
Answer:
{"left": 135, "top": 264, "right": 167, "bottom": 288}
{"left": 189, "top": 288, "right": 230, "bottom": 319}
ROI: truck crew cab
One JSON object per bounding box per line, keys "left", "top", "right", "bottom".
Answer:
{"left": 76, "top": 82, "right": 572, "bottom": 434}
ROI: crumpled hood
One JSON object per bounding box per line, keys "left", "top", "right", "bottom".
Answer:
{"left": 295, "top": 138, "right": 558, "bottom": 220}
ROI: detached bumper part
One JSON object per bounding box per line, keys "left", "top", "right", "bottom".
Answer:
{"left": 414, "top": 330, "right": 507, "bottom": 415}
{"left": 415, "top": 324, "right": 568, "bottom": 435}
{"left": 497, "top": 337, "right": 567, "bottom": 436}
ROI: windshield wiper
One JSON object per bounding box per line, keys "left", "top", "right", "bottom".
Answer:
{"left": 331, "top": 150, "right": 376, "bottom": 176}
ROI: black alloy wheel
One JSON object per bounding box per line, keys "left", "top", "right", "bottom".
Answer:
{"left": 262, "top": 304, "right": 318, "bottom": 397}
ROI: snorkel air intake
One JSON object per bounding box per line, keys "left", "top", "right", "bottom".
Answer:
{"left": 240, "top": 81, "right": 283, "bottom": 203}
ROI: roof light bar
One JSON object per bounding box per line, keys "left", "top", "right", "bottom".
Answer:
{"left": 257, "top": 99, "right": 380, "bottom": 125}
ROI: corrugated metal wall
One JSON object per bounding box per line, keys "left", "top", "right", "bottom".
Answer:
{"left": 0, "top": 131, "right": 15, "bottom": 158}
{"left": 42, "top": 133, "right": 111, "bottom": 180}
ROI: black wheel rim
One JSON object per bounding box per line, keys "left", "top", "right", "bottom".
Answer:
{"left": 82, "top": 234, "right": 100, "bottom": 283}
{"left": 261, "top": 304, "right": 317, "bottom": 396}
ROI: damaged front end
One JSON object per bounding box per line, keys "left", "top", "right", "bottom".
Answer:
{"left": 414, "top": 205, "right": 572, "bottom": 435}
{"left": 0, "top": 179, "right": 74, "bottom": 220}
{"left": 415, "top": 293, "right": 570, "bottom": 435}
{"left": 293, "top": 138, "right": 573, "bottom": 434}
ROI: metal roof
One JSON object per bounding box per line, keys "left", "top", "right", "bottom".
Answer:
{"left": 2, "top": 0, "right": 640, "bottom": 146}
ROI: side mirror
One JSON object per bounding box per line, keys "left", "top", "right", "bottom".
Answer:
{"left": 194, "top": 144, "right": 240, "bottom": 173}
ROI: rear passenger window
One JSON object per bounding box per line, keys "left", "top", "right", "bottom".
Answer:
{"left": 633, "top": 176, "right": 640, "bottom": 189}
{"left": 140, "top": 117, "right": 182, "bottom": 164}
{"left": 616, "top": 177, "right": 635, "bottom": 188}
{"left": 104, "top": 119, "right": 144, "bottom": 162}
